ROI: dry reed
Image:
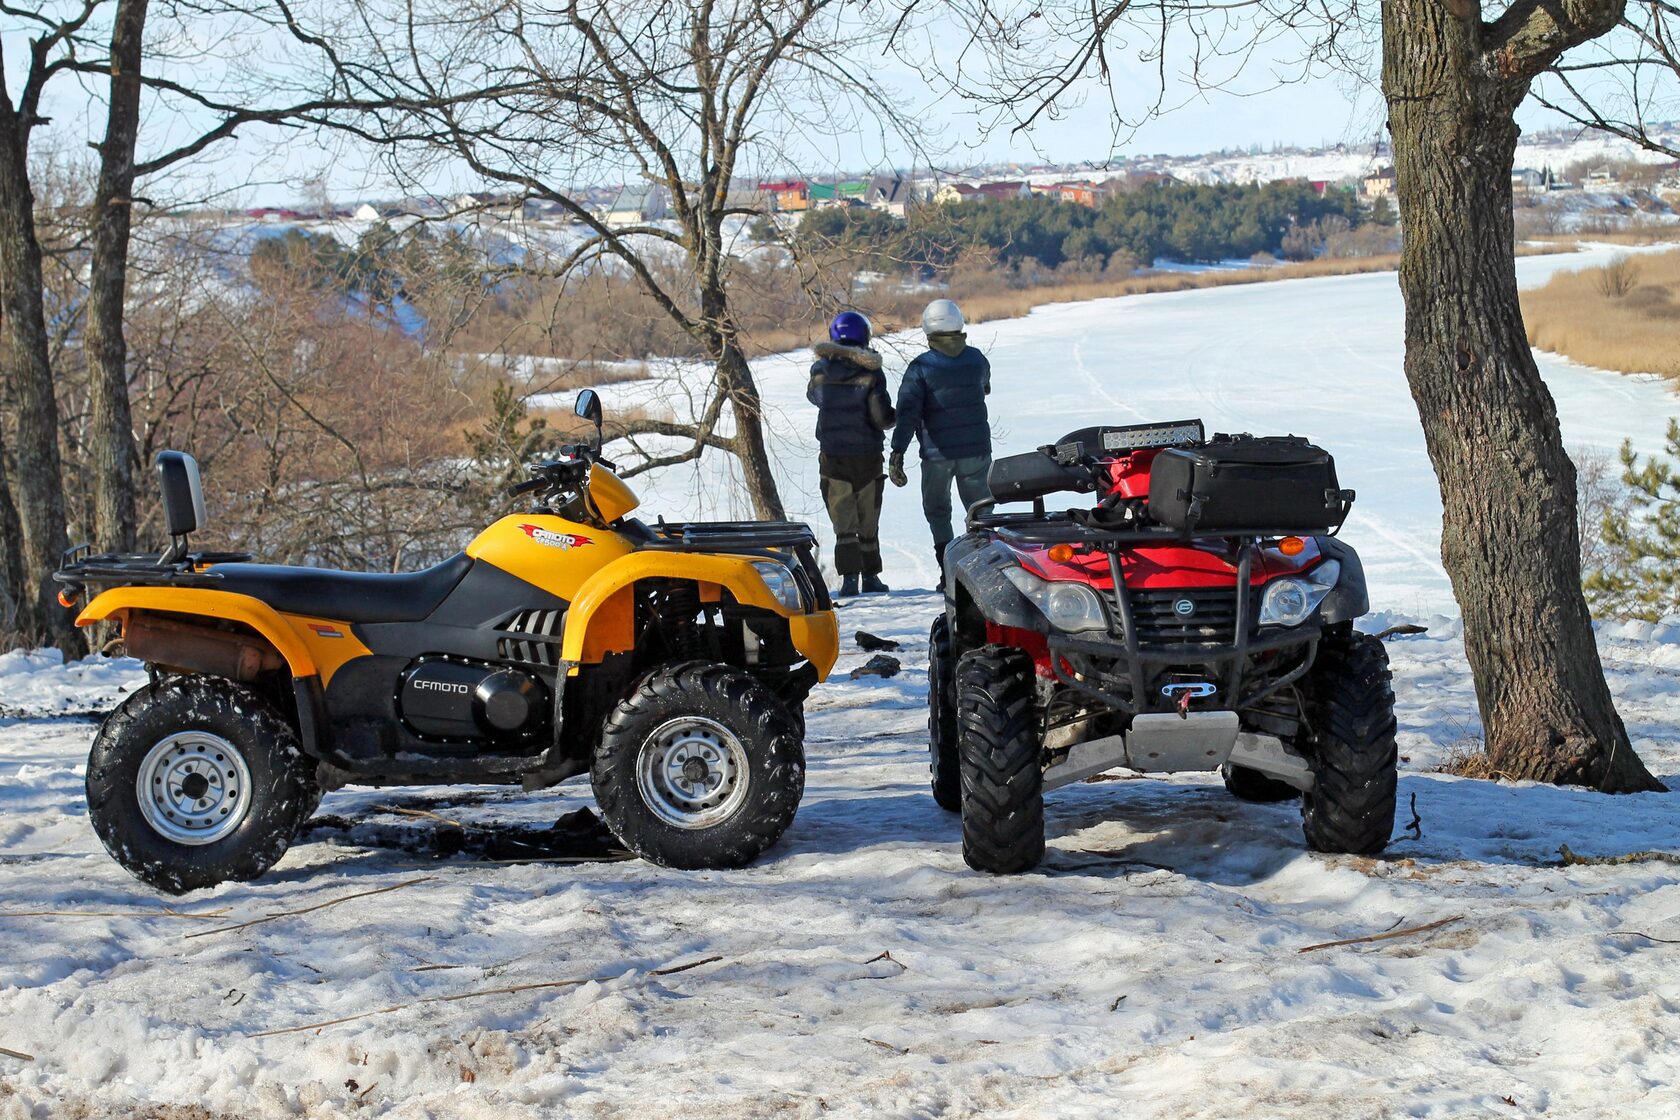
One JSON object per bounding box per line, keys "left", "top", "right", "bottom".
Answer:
{"left": 1522, "top": 247, "right": 1680, "bottom": 380}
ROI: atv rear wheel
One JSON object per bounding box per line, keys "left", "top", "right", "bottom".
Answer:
{"left": 592, "top": 661, "right": 804, "bottom": 870}
{"left": 927, "top": 615, "right": 961, "bottom": 813}
{"left": 1299, "top": 631, "right": 1398, "bottom": 855}
{"left": 955, "top": 646, "right": 1044, "bottom": 874}
{"left": 1221, "top": 763, "right": 1300, "bottom": 803}
{"left": 86, "top": 676, "right": 317, "bottom": 894}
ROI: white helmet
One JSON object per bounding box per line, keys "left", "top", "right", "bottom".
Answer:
{"left": 921, "top": 298, "right": 965, "bottom": 334}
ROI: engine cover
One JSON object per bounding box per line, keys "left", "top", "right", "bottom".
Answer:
{"left": 398, "top": 657, "right": 547, "bottom": 743}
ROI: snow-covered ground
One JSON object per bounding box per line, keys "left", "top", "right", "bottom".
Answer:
{"left": 6, "top": 256, "right": 1680, "bottom": 1117}
{"left": 5, "top": 607, "right": 1680, "bottom": 1118}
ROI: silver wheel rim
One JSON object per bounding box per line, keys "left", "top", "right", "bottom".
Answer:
{"left": 135, "top": 731, "right": 254, "bottom": 846}
{"left": 634, "top": 717, "right": 750, "bottom": 830}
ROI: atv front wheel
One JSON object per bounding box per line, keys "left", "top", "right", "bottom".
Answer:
{"left": 955, "top": 646, "right": 1044, "bottom": 874}
{"left": 1221, "top": 763, "right": 1299, "bottom": 803}
{"left": 1299, "top": 630, "right": 1398, "bottom": 855}
{"left": 592, "top": 661, "right": 804, "bottom": 870}
{"left": 927, "top": 615, "right": 960, "bottom": 813}
{"left": 86, "top": 676, "right": 317, "bottom": 894}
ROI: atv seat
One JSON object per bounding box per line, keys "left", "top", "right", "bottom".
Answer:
{"left": 206, "top": 552, "right": 474, "bottom": 624}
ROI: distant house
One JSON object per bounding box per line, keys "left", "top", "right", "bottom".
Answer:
{"left": 865, "top": 175, "right": 913, "bottom": 216}
{"left": 725, "top": 188, "right": 772, "bottom": 214}
{"left": 603, "top": 186, "right": 670, "bottom": 227}
{"left": 353, "top": 203, "right": 382, "bottom": 222}
{"left": 1054, "top": 181, "right": 1101, "bottom": 207}
{"left": 933, "top": 182, "right": 980, "bottom": 205}
{"left": 1307, "top": 179, "right": 1330, "bottom": 198}
{"left": 759, "top": 181, "right": 809, "bottom": 212}
{"left": 975, "top": 180, "right": 1029, "bottom": 202}
{"left": 1512, "top": 168, "right": 1545, "bottom": 193}
{"left": 1584, "top": 166, "right": 1618, "bottom": 188}
{"left": 1361, "top": 167, "right": 1396, "bottom": 198}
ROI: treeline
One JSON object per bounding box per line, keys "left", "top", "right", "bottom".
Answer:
{"left": 796, "top": 181, "right": 1392, "bottom": 274}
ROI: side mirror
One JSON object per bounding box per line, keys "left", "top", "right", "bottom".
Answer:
{"left": 575, "top": 389, "right": 604, "bottom": 450}
{"left": 155, "top": 450, "right": 207, "bottom": 538}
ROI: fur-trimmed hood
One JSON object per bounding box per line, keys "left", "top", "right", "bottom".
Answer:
{"left": 813, "top": 340, "right": 882, "bottom": 371}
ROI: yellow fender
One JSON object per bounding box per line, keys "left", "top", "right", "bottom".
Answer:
{"left": 77, "top": 587, "right": 372, "bottom": 685}
{"left": 560, "top": 553, "right": 838, "bottom": 678}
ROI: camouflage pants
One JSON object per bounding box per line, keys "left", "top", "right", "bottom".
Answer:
{"left": 819, "top": 453, "right": 884, "bottom": 576}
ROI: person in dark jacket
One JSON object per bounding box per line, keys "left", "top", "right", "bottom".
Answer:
{"left": 889, "top": 299, "right": 991, "bottom": 567}
{"left": 809, "top": 310, "right": 896, "bottom": 597}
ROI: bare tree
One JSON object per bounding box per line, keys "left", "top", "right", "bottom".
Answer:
{"left": 936, "top": 0, "right": 1668, "bottom": 792}
{"left": 304, "top": 0, "right": 920, "bottom": 519}
{"left": 0, "top": 2, "right": 87, "bottom": 653}
{"left": 81, "top": 0, "right": 147, "bottom": 552}
{"left": 0, "top": 0, "right": 413, "bottom": 651}
{"left": 1532, "top": 6, "right": 1680, "bottom": 158}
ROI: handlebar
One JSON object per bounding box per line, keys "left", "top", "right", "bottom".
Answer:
{"left": 503, "top": 445, "right": 614, "bottom": 500}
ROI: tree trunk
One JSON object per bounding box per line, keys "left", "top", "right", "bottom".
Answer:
{"left": 0, "top": 113, "right": 81, "bottom": 654}
{"left": 1382, "top": 1, "right": 1660, "bottom": 791}
{"left": 699, "top": 268, "right": 785, "bottom": 520}
{"left": 84, "top": 0, "right": 150, "bottom": 552}
{"left": 0, "top": 426, "right": 28, "bottom": 642}
{"left": 717, "top": 341, "right": 786, "bottom": 521}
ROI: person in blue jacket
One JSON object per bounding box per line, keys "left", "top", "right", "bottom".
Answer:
{"left": 889, "top": 299, "right": 991, "bottom": 568}
{"left": 809, "top": 311, "right": 896, "bottom": 597}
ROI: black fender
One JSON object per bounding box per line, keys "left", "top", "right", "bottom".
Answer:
{"left": 946, "top": 536, "right": 1047, "bottom": 635}
{"left": 1316, "top": 535, "right": 1370, "bottom": 624}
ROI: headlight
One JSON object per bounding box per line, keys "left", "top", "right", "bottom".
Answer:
{"left": 752, "top": 561, "right": 804, "bottom": 612}
{"left": 1002, "top": 566, "right": 1108, "bottom": 633}
{"left": 1258, "top": 560, "right": 1341, "bottom": 627}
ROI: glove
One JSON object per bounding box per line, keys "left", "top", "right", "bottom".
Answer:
{"left": 888, "top": 451, "right": 908, "bottom": 488}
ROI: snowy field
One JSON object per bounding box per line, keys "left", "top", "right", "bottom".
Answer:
{"left": 6, "top": 256, "right": 1680, "bottom": 1117}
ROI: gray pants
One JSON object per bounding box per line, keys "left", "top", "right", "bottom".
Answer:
{"left": 920, "top": 454, "right": 992, "bottom": 546}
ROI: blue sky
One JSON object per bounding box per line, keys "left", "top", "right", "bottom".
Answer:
{"left": 5, "top": 5, "right": 1663, "bottom": 208}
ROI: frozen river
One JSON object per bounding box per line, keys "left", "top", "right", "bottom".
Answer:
{"left": 633, "top": 247, "right": 1679, "bottom": 616}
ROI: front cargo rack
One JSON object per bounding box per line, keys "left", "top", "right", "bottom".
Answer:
{"left": 642, "top": 519, "right": 818, "bottom": 552}
{"left": 968, "top": 508, "right": 1334, "bottom": 550}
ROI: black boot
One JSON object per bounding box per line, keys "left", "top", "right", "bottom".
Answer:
{"left": 934, "top": 541, "right": 948, "bottom": 569}
{"left": 836, "top": 573, "right": 859, "bottom": 598}
{"left": 861, "top": 574, "right": 889, "bottom": 594}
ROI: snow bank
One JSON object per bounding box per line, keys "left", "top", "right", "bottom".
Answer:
{"left": 3, "top": 593, "right": 1679, "bottom": 1118}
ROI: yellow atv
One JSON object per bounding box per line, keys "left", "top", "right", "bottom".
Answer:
{"left": 55, "top": 390, "right": 838, "bottom": 893}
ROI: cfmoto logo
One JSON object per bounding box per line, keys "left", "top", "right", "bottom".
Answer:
{"left": 1173, "top": 598, "right": 1196, "bottom": 618}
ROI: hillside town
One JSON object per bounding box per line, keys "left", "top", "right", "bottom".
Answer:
{"left": 227, "top": 126, "right": 1680, "bottom": 227}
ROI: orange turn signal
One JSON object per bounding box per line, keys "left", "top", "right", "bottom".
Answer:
{"left": 1278, "top": 536, "right": 1306, "bottom": 556}
{"left": 1047, "top": 544, "right": 1076, "bottom": 564}
{"left": 57, "top": 588, "right": 80, "bottom": 609}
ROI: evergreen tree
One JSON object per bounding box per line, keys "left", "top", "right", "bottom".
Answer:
{"left": 1584, "top": 420, "right": 1680, "bottom": 621}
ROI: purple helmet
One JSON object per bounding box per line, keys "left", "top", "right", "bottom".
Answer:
{"left": 829, "top": 310, "right": 871, "bottom": 346}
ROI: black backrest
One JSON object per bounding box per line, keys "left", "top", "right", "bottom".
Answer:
{"left": 155, "top": 451, "right": 207, "bottom": 537}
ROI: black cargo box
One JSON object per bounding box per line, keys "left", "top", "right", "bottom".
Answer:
{"left": 1147, "top": 435, "right": 1351, "bottom": 533}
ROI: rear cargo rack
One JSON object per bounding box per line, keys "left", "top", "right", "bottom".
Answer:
{"left": 54, "top": 544, "right": 254, "bottom": 589}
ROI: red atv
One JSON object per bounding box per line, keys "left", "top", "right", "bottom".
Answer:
{"left": 928, "top": 420, "right": 1396, "bottom": 873}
